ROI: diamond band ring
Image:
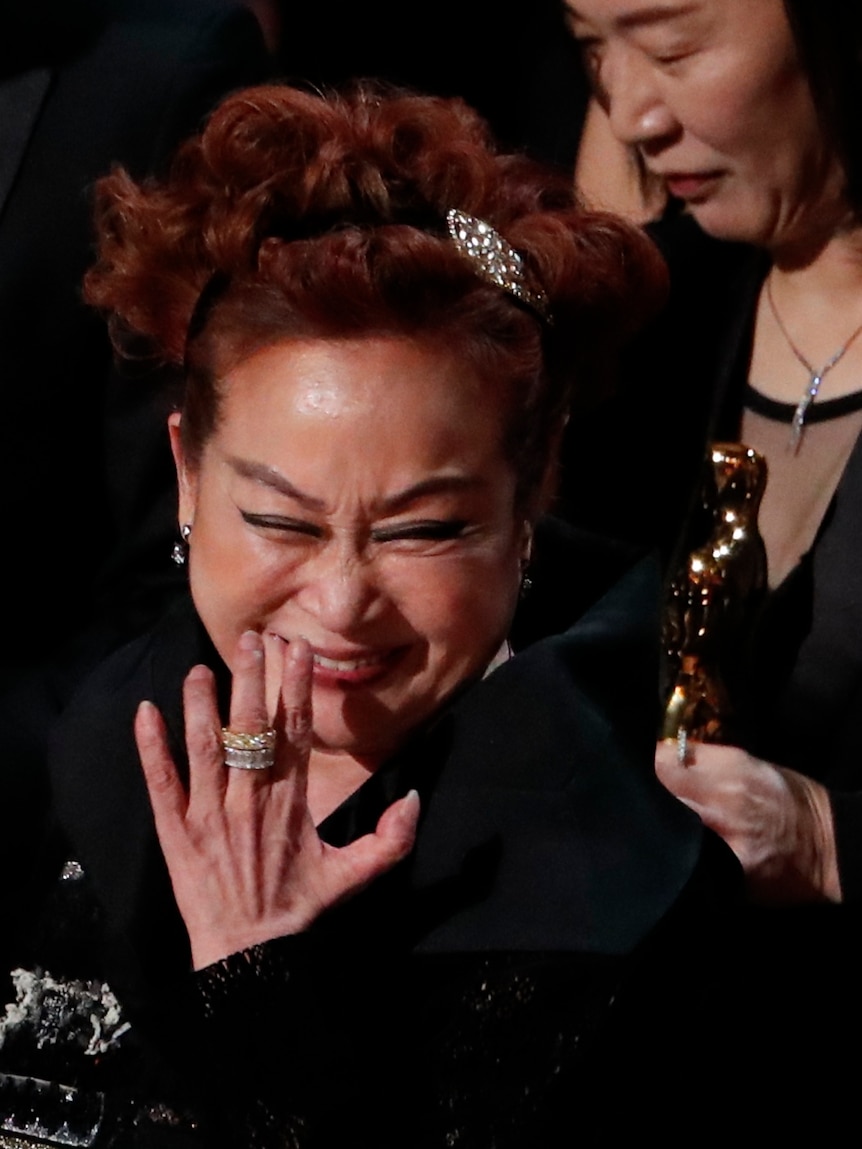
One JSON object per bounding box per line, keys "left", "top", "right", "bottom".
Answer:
{"left": 221, "top": 727, "right": 277, "bottom": 770}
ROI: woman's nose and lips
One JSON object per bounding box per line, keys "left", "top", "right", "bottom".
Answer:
{"left": 268, "top": 534, "right": 407, "bottom": 676}
{"left": 260, "top": 533, "right": 416, "bottom": 711}
{"left": 590, "top": 43, "right": 724, "bottom": 202}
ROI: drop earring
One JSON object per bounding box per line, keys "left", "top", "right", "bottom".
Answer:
{"left": 519, "top": 523, "right": 534, "bottom": 598}
{"left": 519, "top": 561, "right": 533, "bottom": 598}
{"left": 171, "top": 523, "right": 192, "bottom": 566}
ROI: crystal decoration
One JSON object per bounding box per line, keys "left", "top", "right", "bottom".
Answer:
{"left": 446, "top": 209, "right": 550, "bottom": 321}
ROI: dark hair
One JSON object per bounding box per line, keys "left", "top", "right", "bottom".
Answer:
{"left": 784, "top": 0, "right": 862, "bottom": 214}
{"left": 85, "top": 83, "right": 666, "bottom": 513}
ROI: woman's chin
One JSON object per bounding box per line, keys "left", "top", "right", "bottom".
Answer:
{"left": 685, "top": 191, "right": 788, "bottom": 250}
{"left": 308, "top": 723, "right": 396, "bottom": 768}
{"left": 308, "top": 683, "right": 441, "bottom": 767}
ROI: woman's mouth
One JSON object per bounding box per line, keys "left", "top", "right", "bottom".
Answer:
{"left": 270, "top": 634, "right": 407, "bottom": 687}
{"left": 312, "top": 652, "right": 382, "bottom": 672}
{"left": 662, "top": 171, "right": 722, "bottom": 201}
{"left": 311, "top": 646, "right": 406, "bottom": 686}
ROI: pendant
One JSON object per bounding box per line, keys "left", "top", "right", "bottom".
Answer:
{"left": 789, "top": 371, "right": 823, "bottom": 452}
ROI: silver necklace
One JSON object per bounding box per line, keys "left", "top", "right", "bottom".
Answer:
{"left": 765, "top": 275, "right": 862, "bottom": 451}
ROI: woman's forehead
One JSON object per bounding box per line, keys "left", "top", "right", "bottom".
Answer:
{"left": 219, "top": 335, "right": 493, "bottom": 413}
{"left": 208, "top": 336, "right": 510, "bottom": 476}
{"left": 566, "top": 0, "right": 786, "bottom": 33}
{"left": 565, "top": 0, "right": 701, "bottom": 28}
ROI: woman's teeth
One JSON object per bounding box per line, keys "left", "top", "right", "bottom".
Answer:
{"left": 312, "top": 653, "right": 384, "bottom": 672}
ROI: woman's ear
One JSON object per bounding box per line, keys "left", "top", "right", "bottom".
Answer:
{"left": 168, "top": 412, "right": 198, "bottom": 528}
{"left": 520, "top": 518, "right": 534, "bottom": 564}
{"left": 533, "top": 416, "right": 568, "bottom": 519}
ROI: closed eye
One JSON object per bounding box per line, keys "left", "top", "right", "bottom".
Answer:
{"left": 240, "top": 510, "right": 323, "bottom": 538}
{"left": 371, "top": 520, "right": 470, "bottom": 543}
{"left": 651, "top": 45, "right": 695, "bottom": 65}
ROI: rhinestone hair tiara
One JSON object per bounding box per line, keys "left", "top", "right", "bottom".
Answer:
{"left": 446, "top": 208, "right": 550, "bottom": 323}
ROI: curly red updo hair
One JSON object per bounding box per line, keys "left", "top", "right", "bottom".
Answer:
{"left": 85, "top": 83, "right": 666, "bottom": 511}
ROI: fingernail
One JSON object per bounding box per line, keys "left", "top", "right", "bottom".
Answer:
{"left": 289, "top": 636, "right": 311, "bottom": 662}
{"left": 238, "top": 630, "right": 262, "bottom": 657}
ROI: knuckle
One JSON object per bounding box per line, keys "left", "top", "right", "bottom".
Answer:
{"left": 148, "top": 767, "right": 177, "bottom": 796}
{"left": 197, "top": 807, "right": 228, "bottom": 839}
{"left": 285, "top": 705, "right": 313, "bottom": 739}
{"left": 191, "top": 725, "right": 223, "bottom": 761}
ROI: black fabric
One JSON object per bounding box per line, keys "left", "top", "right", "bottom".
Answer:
{"left": 0, "top": 522, "right": 741, "bottom": 1145}
{"left": 743, "top": 379, "right": 862, "bottom": 421}
{"left": 556, "top": 213, "right": 765, "bottom": 569}
{"left": 0, "top": 67, "right": 51, "bottom": 221}
{"left": 0, "top": 0, "right": 268, "bottom": 695}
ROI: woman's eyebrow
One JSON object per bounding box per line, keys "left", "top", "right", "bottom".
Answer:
{"left": 567, "top": 2, "right": 698, "bottom": 31}
{"left": 227, "top": 456, "right": 483, "bottom": 514}
{"left": 227, "top": 456, "right": 326, "bottom": 510}
{"left": 619, "top": 3, "right": 699, "bottom": 30}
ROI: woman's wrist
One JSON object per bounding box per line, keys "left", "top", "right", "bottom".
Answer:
{"left": 774, "top": 768, "right": 841, "bottom": 903}
{"left": 189, "top": 917, "right": 313, "bottom": 973}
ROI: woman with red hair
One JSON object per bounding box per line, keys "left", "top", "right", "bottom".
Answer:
{"left": 0, "top": 84, "right": 736, "bottom": 1145}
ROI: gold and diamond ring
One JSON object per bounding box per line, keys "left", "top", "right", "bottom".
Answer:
{"left": 221, "top": 727, "right": 277, "bottom": 770}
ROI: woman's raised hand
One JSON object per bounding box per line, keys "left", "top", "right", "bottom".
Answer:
{"left": 655, "top": 740, "right": 841, "bottom": 904}
{"left": 135, "top": 631, "right": 420, "bottom": 970}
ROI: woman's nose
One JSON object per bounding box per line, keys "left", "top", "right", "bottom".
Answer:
{"left": 296, "top": 542, "right": 383, "bottom": 635}
{"left": 601, "top": 47, "right": 678, "bottom": 150}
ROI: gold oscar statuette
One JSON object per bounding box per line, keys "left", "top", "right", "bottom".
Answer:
{"left": 661, "top": 442, "right": 768, "bottom": 744}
